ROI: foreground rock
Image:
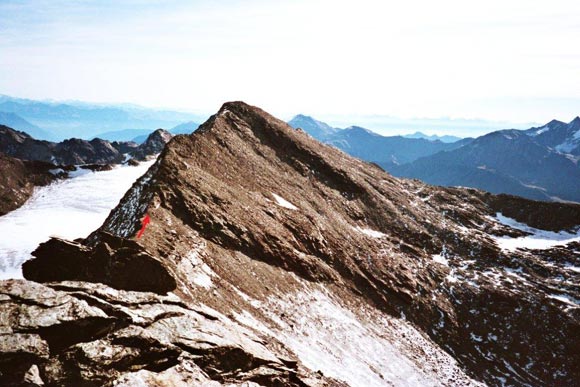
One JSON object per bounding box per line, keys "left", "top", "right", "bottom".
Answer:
{"left": 2, "top": 102, "right": 579, "bottom": 386}
{"left": 23, "top": 233, "right": 176, "bottom": 294}
{"left": 0, "top": 280, "right": 336, "bottom": 386}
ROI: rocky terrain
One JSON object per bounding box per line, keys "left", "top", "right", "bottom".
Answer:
{"left": 0, "top": 154, "right": 64, "bottom": 216}
{"left": 1, "top": 102, "right": 579, "bottom": 386}
{"left": 0, "top": 125, "right": 172, "bottom": 165}
{"left": 0, "top": 127, "right": 173, "bottom": 216}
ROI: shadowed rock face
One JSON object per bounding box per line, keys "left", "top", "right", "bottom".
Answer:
{"left": 23, "top": 233, "right": 177, "bottom": 294}
{"left": 0, "top": 154, "right": 62, "bottom": 216}
{"left": 3, "top": 102, "right": 580, "bottom": 386}
{"left": 0, "top": 125, "right": 172, "bottom": 166}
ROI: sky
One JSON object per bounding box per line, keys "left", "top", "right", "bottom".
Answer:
{"left": 1, "top": 0, "right": 580, "bottom": 135}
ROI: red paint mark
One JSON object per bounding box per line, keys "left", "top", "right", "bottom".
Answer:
{"left": 136, "top": 214, "right": 151, "bottom": 239}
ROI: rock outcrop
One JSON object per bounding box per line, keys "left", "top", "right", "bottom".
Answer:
{"left": 0, "top": 125, "right": 172, "bottom": 166}
{"left": 130, "top": 129, "right": 173, "bottom": 161}
{"left": 2, "top": 102, "right": 579, "bottom": 386}
{"left": 0, "top": 154, "right": 63, "bottom": 216}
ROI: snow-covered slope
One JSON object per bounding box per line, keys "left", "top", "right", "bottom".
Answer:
{"left": 0, "top": 160, "right": 155, "bottom": 279}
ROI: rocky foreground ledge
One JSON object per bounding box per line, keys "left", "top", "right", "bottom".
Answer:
{"left": 1, "top": 102, "right": 579, "bottom": 386}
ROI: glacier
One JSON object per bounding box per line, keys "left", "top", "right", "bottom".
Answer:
{"left": 0, "top": 160, "right": 155, "bottom": 279}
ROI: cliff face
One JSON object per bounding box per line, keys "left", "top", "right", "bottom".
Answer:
{"left": 4, "top": 102, "right": 579, "bottom": 386}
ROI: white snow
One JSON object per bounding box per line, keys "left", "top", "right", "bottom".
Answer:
{"left": 432, "top": 254, "right": 449, "bottom": 266}
{"left": 355, "top": 226, "right": 387, "bottom": 238}
{"left": 48, "top": 168, "right": 64, "bottom": 175}
{"left": 271, "top": 193, "right": 298, "bottom": 210}
{"left": 548, "top": 294, "right": 580, "bottom": 306}
{"left": 0, "top": 160, "right": 155, "bottom": 279}
{"left": 192, "top": 272, "right": 213, "bottom": 289}
{"left": 528, "top": 127, "right": 549, "bottom": 136}
{"left": 491, "top": 213, "right": 580, "bottom": 252}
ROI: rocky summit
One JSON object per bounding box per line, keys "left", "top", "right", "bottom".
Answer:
{"left": 2, "top": 102, "right": 579, "bottom": 386}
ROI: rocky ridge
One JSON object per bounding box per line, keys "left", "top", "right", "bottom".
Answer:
{"left": 2, "top": 102, "right": 579, "bottom": 386}
{"left": 0, "top": 125, "right": 172, "bottom": 165}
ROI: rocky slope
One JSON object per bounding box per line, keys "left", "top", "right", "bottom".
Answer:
{"left": 2, "top": 102, "right": 579, "bottom": 386}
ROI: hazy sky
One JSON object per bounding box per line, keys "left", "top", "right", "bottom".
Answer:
{"left": 1, "top": 0, "right": 580, "bottom": 126}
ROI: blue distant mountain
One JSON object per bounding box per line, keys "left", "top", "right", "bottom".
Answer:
{"left": 390, "top": 118, "right": 580, "bottom": 202}
{"left": 288, "top": 114, "right": 339, "bottom": 140}
{"left": 288, "top": 115, "right": 468, "bottom": 167}
{"left": 0, "top": 95, "right": 205, "bottom": 141}
{"left": 95, "top": 121, "right": 201, "bottom": 144}
{"left": 403, "top": 131, "right": 463, "bottom": 143}
{"left": 92, "top": 129, "right": 155, "bottom": 142}
{"left": 0, "top": 111, "right": 54, "bottom": 140}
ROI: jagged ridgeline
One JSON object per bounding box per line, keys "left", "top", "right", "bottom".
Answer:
{"left": 2, "top": 102, "right": 579, "bottom": 386}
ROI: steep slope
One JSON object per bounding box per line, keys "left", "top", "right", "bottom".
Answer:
{"left": 5, "top": 102, "right": 580, "bottom": 386}
{"left": 391, "top": 129, "right": 580, "bottom": 202}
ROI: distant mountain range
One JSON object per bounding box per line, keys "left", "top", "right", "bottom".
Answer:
{"left": 403, "top": 131, "right": 463, "bottom": 143}
{"left": 288, "top": 115, "right": 470, "bottom": 167}
{"left": 94, "top": 121, "right": 200, "bottom": 143}
{"left": 391, "top": 118, "right": 580, "bottom": 202}
{"left": 0, "top": 111, "right": 54, "bottom": 141}
{"left": 0, "top": 95, "right": 205, "bottom": 141}
{"left": 289, "top": 114, "right": 580, "bottom": 203}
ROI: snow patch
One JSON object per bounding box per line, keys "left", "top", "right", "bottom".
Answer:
{"left": 491, "top": 213, "right": 580, "bottom": 252}
{"left": 355, "top": 226, "right": 387, "bottom": 239}
{"left": 48, "top": 168, "right": 64, "bottom": 175}
{"left": 548, "top": 294, "right": 580, "bottom": 306}
{"left": 432, "top": 254, "right": 449, "bottom": 266}
{"left": 272, "top": 193, "right": 298, "bottom": 210}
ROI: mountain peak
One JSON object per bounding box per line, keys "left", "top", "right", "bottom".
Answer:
{"left": 11, "top": 102, "right": 580, "bottom": 386}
